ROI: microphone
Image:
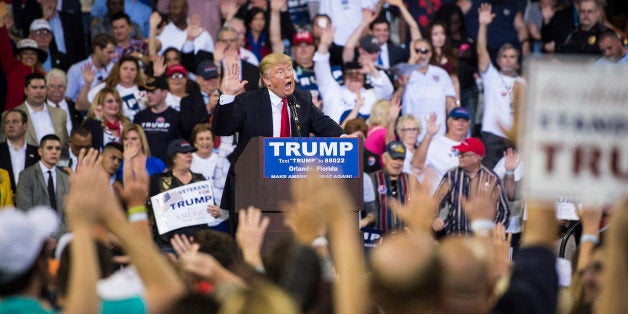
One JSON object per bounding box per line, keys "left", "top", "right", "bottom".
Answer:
{"left": 287, "top": 94, "right": 301, "bottom": 137}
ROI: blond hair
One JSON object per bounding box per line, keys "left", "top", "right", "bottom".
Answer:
{"left": 259, "top": 53, "right": 292, "bottom": 87}
{"left": 368, "top": 100, "right": 391, "bottom": 127}
{"left": 121, "top": 123, "right": 152, "bottom": 156}
{"left": 396, "top": 114, "right": 421, "bottom": 136}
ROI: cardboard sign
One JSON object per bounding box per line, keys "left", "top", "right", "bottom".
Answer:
{"left": 523, "top": 59, "right": 628, "bottom": 205}
{"left": 151, "top": 181, "right": 215, "bottom": 234}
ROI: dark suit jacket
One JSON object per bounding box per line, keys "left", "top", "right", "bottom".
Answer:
{"left": 212, "top": 88, "right": 344, "bottom": 164}
{"left": 212, "top": 88, "right": 344, "bottom": 227}
{"left": 179, "top": 91, "right": 209, "bottom": 141}
{"left": 64, "top": 98, "right": 84, "bottom": 131}
{"left": 21, "top": 2, "right": 86, "bottom": 65}
{"left": 386, "top": 43, "right": 409, "bottom": 67}
{"left": 0, "top": 141, "right": 40, "bottom": 191}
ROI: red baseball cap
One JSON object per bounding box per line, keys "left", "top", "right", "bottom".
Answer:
{"left": 292, "top": 30, "right": 314, "bottom": 46}
{"left": 453, "top": 137, "right": 485, "bottom": 157}
{"left": 165, "top": 65, "right": 188, "bottom": 77}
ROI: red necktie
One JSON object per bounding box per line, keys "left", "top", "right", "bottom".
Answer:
{"left": 280, "top": 98, "right": 290, "bottom": 137}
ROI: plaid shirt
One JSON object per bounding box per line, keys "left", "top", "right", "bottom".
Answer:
{"left": 435, "top": 166, "right": 510, "bottom": 235}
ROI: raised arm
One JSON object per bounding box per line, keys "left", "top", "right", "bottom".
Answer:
{"left": 342, "top": 8, "right": 378, "bottom": 63}
{"left": 411, "top": 112, "right": 439, "bottom": 170}
{"left": 597, "top": 197, "right": 628, "bottom": 314}
{"left": 386, "top": 0, "right": 421, "bottom": 41}
{"left": 148, "top": 12, "right": 162, "bottom": 59}
{"left": 75, "top": 63, "right": 96, "bottom": 111}
{"left": 269, "top": 0, "right": 286, "bottom": 53}
{"left": 477, "top": 3, "right": 494, "bottom": 73}
{"left": 514, "top": 11, "right": 530, "bottom": 56}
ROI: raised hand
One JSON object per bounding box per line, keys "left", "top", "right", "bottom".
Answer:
{"left": 358, "top": 54, "right": 377, "bottom": 75}
{"left": 236, "top": 206, "right": 269, "bottom": 268}
{"left": 123, "top": 141, "right": 140, "bottom": 161}
{"left": 389, "top": 96, "right": 402, "bottom": 120}
{"left": 386, "top": 0, "right": 403, "bottom": 7}
{"left": 170, "top": 234, "right": 198, "bottom": 259}
{"left": 270, "top": 0, "right": 286, "bottom": 12}
{"left": 219, "top": 0, "right": 240, "bottom": 20}
{"left": 220, "top": 50, "right": 248, "bottom": 95}
{"left": 503, "top": 147, "right": 519, "bottom": 172}
{"left": 478, "top": 3, "right": 495, "bottom": 26}
{"left": 187, "top": 15, "right": 204, "bottom": 40}
{"left": 151, "top": 55, "right": 166, "bottom": 77}
{"left": 149, "top": 11, "right": 162, "bottom": 29}
{"left": 390, "top": 175, "right": 439, "bottom": 233}
{"left": 120, "top": 161, "right": 149, "bottom": 208}
{"left": 213, "top": 41, "right": 227, "bottom": 62}
{"left": 460, "top": 176, "right": 501, "bottom": 221}
{"left": 319, "top": 25, "right": 334, "bottom": 48}
{"left": 81, "top": 63, "right": 96, "bottom": 85}
{"left": 424, "top": 112, "right": 441, "bottom": 137}
{"left": 361, "top": 8, "right": 378, "bottom": 25}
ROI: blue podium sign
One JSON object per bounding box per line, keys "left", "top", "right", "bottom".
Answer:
{"left": 263, "top": 138, "right": 360, "bottom": 179}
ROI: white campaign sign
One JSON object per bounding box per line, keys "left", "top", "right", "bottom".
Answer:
{"left": 151, "top": 181, "right": 216, "bottom": 235}
{"left": 523, "top": 59, "right": 628, "bottom": 205}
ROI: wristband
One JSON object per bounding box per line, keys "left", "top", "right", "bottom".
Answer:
{"left": 580, "top": 234, "right": 599, "bottom": 245}
{"left": 504, "top": 170, "right": 514, "bottom": 176}
{"left": 128, "top": 205, "right": 147, "bottom": 216}
{"left": 470, "top": 219, "right": 495, "bottom": 237}
{"left": 128, "top": 212, "right": 148, "bottom": 222}
{"left": 311, "top": 236, "right": 329, "bottom": 247}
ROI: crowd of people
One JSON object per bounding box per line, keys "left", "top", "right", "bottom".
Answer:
{"left": 0, "top": 0, "right": 627, "bottom": 312}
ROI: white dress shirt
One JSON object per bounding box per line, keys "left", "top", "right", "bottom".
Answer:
{"left": 39, "top": 161, "right": 57, "bottom": 189}
{"left": 7, "top": 141, "right": 27, "bottom": 185}
{"left": 47, "top": 99, "right": 73, "bottom": 135}
{"left": 25, "top": 101, "right": 56, "bottom": 145}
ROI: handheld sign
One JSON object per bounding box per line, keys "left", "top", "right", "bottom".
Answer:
{"left": 523, "top": 59, "right": 628, "bottom": 205}
{"left": 151, "top": 181, "right": 215, "bottom": 235}
{"left": 263, "top": 137, "right": 360, "bottom": 178}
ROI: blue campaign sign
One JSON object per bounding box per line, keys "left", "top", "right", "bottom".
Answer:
{"left": 263, "top": 137, "right": 360, "bottom": 179}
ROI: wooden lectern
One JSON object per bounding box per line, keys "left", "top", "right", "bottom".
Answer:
{"left": 234, "top": 137, "right": 363, "bottom": 244}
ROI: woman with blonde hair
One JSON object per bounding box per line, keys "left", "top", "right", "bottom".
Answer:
{"left": 115, "top": 123, "right": 166, "bottom": 179}
{"left": 395, "top": 114, "right": 421, "bottom": 174}
{"left": 82, "top": 87, "right": 131, "bottom": 150}
{"left": 364, "top": 99, "right": 400, "bottom": 165}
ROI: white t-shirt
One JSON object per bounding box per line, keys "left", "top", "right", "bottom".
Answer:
{"left": 157, "top": 22, "right": 215, "bottom": 55}
{"left": 480, "top": 63, "right": 522, "bottom": 138}
{"left": 424, "top": 135, "right": 461, "bottom": 190}
{"left": 240, "top": 48, "right": 259, "bottom": 66}
{"left": 318, "top": 0, "right": 377, "bottom": 46}
{"left": 402, "top": 65, "right": 456, "bottom": 143}
{"left": 190, "top": 152, "right": 230, "bottom": 207}
{"left": 88, "top": 83, "right": 145, "bottom": 121}
{"left": 165, "top": 92, "right": 182, "bottom": 111}
{"left": 313, "top": 52, "right": 393, "bottom": 124}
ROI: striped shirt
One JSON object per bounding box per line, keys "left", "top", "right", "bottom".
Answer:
{"left": 435, "top": 166, "right": 510, "bottom": 235}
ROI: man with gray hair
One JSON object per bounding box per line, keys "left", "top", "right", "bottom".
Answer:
{"left": 45, "top": 69, "right": 83, "bottom": 134}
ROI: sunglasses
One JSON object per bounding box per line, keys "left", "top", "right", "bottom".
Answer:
{"left": 415, "top": 48, "right": 431, "bottom": 54}
{"left": 169, "top": 73, "right": 185, "bottom": 79}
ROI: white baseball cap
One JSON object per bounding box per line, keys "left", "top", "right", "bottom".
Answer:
{"left": 0, "top": 206, "right": 59, "bottom": 283}
{"left": 30, "top": 19, "right": 52, "bottom": 32}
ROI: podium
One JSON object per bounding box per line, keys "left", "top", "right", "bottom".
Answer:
{"left": 235, "top": 137, "right": 363, "bottom": 243}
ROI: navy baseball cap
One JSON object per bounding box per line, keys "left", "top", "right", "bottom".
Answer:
{"left": 448, "top": 107, "right": 470, "bottom": 120}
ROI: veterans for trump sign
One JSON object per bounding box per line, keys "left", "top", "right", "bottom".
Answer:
{"left": 151, "top": 181, "right": 216, "bottom": 234}
{"left": 523, "top": 59, "right": 628, "bottom": 205}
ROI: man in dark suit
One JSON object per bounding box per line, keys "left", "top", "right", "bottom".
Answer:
{"left": 212, "top": 52, "right": 345, "bottom": 232}
{"left": 369, "top": 16, "right": 409, "bottom": 69}
{"left": 20, "top": 0, "right": 86, "bottom": 66}
{"left": 0, "top": 109, "right": 40, "bottom": 192}
{"left": 16, "top": 134, "right": 70, "bottom": 237}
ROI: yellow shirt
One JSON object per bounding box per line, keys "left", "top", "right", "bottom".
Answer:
{"left": 0, "top": 168, "right": 14, "bottom": 207}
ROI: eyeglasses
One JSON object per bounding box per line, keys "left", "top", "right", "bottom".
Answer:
{"left": 33, "top": 29, "right": 52, "bottom": 36}
{"left": 218, "top": 38, "right": 238, "bottom": 43}
{"left": 459, "top": 152, "right": 476, "bottom": 158}
{"left": 415, "top": 48, "right": 431, "bottom": 54}
{"left": 401, "top": 127, "right": 419, "bottom": 132}
{"left": 104, "top": 99, "right": 120, "bottom": 104}
{"left": 48, "top": 84, "right": 66, "bottom": 90}
{"left": 169, "top": 73, "right": 185, "bottom": 79}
